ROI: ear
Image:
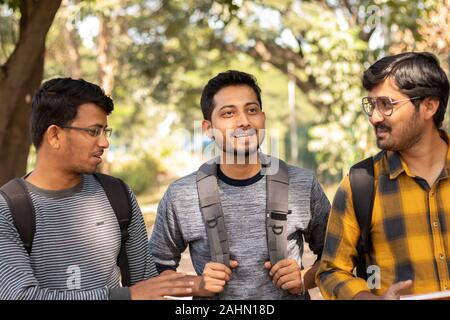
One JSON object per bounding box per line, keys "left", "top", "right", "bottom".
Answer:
{"left": 46, "top": 125, "right": 63, "bottom": 149}
{"left": 420, "top": 97, "right": 440, "bottom": 121}
{"left": 202, "top": 120, "right": 214, "bottom": 139}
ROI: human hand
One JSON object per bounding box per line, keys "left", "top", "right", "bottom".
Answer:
{"left": 264, "top": 259, "right": 304, "bottom": 295}
{"left": 380, "top": 280, "right": 413, "bottom": 300}
{"left": 129, "top": 272, "right": 194, "bottom": 300}
{"left": 199, "top": 260, "right": 239, "bottom": 295}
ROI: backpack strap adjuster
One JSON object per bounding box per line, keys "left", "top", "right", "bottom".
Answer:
{"left": 206, "top": 217, "right": 218, "bottom": 228}
{"left": 272, "top": 225, "right": 284, "bottom": 235}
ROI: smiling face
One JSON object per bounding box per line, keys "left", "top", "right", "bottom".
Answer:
{"left": 368, "top": 77, "right": 424, "bottom": 151}
{"left": 202, "top": 85, "right": 266, "bottom": 158}
{"left": 60, "top": 103, "right": 110, "bottom": 174}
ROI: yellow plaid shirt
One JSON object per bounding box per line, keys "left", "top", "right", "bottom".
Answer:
{"left": 317, "top": 131, "right": 450, "bottom": 299}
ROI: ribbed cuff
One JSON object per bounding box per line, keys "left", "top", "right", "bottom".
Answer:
{"left": 108, "top": 287, "right": 132, "bottom": 300}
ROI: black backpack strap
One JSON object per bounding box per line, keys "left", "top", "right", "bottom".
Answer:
{"left": 264, "top": 156, "right": 289, "bottom": 265}
{"left": 196, "top": 161, "right": 231, "bottom": 266}
{"left": 93, "top": 173, "right": 132, "bottom": 287}
{"left": 0, "top": 178, "right": 35, "bottom": 255}
{"left": 349, "top": 157, "right": 375, "bottom": 279}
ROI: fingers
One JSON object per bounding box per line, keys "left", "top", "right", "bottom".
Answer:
{"left": 205, "top": 285, "right": 226, "bottom": 293}
{"left": 158, "top": 286, "right": 194, "bottom": 297}
{"left": 390, "top": 280, "right": 413, "bottom": 295}
{"left": 269, "top": 260, "right": 299, "bottom": 285}
{"left": 156, "top": 272, "right": 187, "bottom": 282}
{"left": 206, "top": 262, "right": 233, "bottom": 276}
{"left": 272, "top": 264, "right": 297, "bottom": 284}
{"left": 201, "top": 261, "right": 239, "bottom": 294}
{"left": 203, "top": 269, "right": 231, "bottom": 282}
{"left": 281, "top": 279, "right": 302, "bottom": 291}
{"left": 382, "top": 280, "right": 413, "bottom": 300}
{"left": 158, "top": 279, "right": 195, "bottom": 289}
{"left": 264, "top": 261, "right": 271, "bottom": 270}
{"left": 269, "top": 259, "right": 294, "bottom": 277}
{"left": 202, "top": 274, "right": 227, "bottom": 294}
{"left": 275, "top": 272, "right": 299, "bottom": 288}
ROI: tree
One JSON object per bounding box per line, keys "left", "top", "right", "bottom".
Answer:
{"left": 0, "top": 0, "right": 61, "bottom": 185}
{"left": 207, "top": 0, "right": 446, "bottom": 177}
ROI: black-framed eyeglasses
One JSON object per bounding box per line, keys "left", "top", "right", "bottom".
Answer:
{"left": 60, "top": 125, "right": 112, "bottom": 138}
{"left": 362, "top": 96, "right": 421, "bottom": 117}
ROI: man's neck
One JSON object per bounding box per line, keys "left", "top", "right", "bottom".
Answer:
{"left": 398, "top": 129, "right": 448, "bottom": 187}
{"left": 26, "top": 158, "right": 82, "bottom": 191}
{"left": 219, "top": 153, "right": 261, "bottom": 180}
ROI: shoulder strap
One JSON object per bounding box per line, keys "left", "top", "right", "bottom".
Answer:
{"left": 264, "top": 157, "right": 289, "bottom": 265}
{"left": 0, "top": 178, "right": 35, "bottom": 255}
{"left": 93, "top": 173, "right": 132, "bottom": 287}
{"left": 196, "top": 156, "right": 290, "bottom": 267}
{"left": 349, "top": 157, "right": 375, "bottom": 279}
{"left": 196, "top": 161, "right": 231, "bottom": 266}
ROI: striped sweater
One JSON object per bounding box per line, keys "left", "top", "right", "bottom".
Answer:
{"left": 0, "top": 174, "right": 158, "bottom": 300}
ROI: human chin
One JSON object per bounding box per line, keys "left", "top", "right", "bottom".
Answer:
{"left": 78, "top": 157, "right": 102, "bottom": 174}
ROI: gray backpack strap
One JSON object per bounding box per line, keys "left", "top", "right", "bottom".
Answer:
{"left": 196, "top": 161, "right": 231, "bottom": 266}
{"left": 264, "top": 157, "right": 289, "bottom": 265}
{"left": 0, "top": 178, "right": 35, "bottom": 255}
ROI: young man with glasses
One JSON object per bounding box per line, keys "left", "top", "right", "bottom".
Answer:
{"left": 317, "top": 52, "right": 450, "bottom": 300}
{"left": 0, "top": 78, "right": 194, "bottom": 299}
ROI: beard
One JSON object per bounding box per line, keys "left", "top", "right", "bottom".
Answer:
{"left": 375, "top": 110, "right": 423, "bottom": 151}
{"left": 217, "top": 128, "right": 264, "bottom": 164}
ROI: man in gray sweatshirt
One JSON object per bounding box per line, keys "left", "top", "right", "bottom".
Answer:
{"left": 149, "top": 70, "right": 330, "bottom": 299}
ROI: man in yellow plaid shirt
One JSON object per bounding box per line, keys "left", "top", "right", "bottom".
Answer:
{"left": 317, "top": 52, "right": 450, "bottom": 300}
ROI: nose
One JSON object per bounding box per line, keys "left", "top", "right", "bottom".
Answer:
{"left": 369, "top": 106, "right": 385, "bottom": 126}
{"left": 236, "top": 110, "right": 250, "bottom": 128}
{"left": 97, "top": 133, "right": 110, "bottom": 149}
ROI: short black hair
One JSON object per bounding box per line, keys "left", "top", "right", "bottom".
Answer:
{"left": 200, "top": 70, "right": 262, "bottom": 121}
{"left": 31, "top": 78, "right": 114, "bottom": 149}
{"left": 363, "top": 52, "right": 450, "bottom": 128}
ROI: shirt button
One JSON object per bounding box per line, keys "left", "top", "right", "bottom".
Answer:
{"left": 433, "top": 221, "right": 439, "bottom": 228}
{"left": 440, "top": 254, "right": 445, "bottom": 260}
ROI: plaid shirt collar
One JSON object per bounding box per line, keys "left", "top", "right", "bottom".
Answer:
{"left": 385, "top": 130, "right": 450, "bottom": 180}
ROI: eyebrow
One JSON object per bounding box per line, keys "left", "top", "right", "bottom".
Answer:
{"left": 89, "top": 123, "right": 108, "bottom": 128}
{"left": 217, "top": 102, "right": 260, "bottom": 111}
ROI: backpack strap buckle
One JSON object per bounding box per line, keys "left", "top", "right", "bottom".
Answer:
{"left": 206, "top": 217, "right": 218, "bottom": 228}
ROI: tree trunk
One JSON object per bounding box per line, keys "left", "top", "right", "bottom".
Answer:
{"left": 96, "top": 14, "right": 117, "bottom": 174}
{"left": 62, "top": 18, "right": 82, "bottom": 79}
{"left": 0, "top": 0, "right": 61, "bottom": 185}
{"left": 97, "top": 14, "right": 116, "bottom": 96}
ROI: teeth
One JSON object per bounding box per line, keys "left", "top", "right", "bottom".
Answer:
{"left": 233, "top": 130, "right": 256, "bottom": 138}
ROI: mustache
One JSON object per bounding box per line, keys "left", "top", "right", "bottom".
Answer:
{"left": 231, "top": 128, "right": 257, "bottom": 136}
{"left": 375, "top": 124, "right": 391, "bottom": 131}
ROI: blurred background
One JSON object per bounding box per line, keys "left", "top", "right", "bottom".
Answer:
{"left": 1, "top": 0, "right": 449, "bottom": 298}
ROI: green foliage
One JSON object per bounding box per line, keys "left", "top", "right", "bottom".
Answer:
{"left": 0, "top": 3, "right": 18, "bottom": 64}
{"left": 40, "top": 0, "right": 447, "bottom": 187}
{"left": 0, "top": 0, "right": 20, "bottom": 10}
{"left": 111, "top": 153, "right": 161, "bottom": 195}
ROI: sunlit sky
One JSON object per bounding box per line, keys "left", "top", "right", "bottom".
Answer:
{"left": 76, "top": 4, "right": 385, "bottom": 52}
